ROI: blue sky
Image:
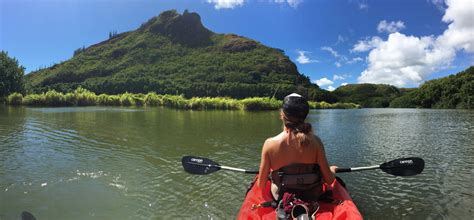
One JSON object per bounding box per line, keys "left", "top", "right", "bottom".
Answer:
{"left": 1, "top": 0, "right": 473, "bottom": 90}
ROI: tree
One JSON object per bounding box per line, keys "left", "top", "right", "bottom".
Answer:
{"left": 0, "top": 51, "right": 25, "bottom": 97}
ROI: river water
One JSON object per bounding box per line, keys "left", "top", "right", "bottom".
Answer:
{"left": 0, "top": 106, "right": 473, "bottom": 220}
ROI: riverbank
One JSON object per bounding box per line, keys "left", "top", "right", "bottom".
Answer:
{"left": 4, "top": 88, "right": 360, "bottom": 110}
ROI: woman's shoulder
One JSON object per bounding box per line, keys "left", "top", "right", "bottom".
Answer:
{"left": 263, "top": 132, "right": 286, "bottom": 149}
{"left": 310, "top": 134, "right": 324, "bottom": 149}
{"left": 266, "top": 131, "right": 286, "bottom": 142}
{"left": 312, "top": 134, "right": 322, "bottom": 143}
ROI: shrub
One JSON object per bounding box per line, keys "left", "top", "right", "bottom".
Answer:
{"left": 74, "top": 87, "right": 97, "bottom": 106}
{"left": 7, "top": 93, "right": 23, "bottom": 105}
{"left": 241, "top": 97, "right": 282, "bottom": 110}
{"left": 120, "top": 93, "right": 135, "bottom": 106}
{"left": 9, "top": 89, "right": 361, "bottom": 110}
{"left": 64, "top": 93, "right": 77, "bottom": 105}
{"left": 133, "top": 95, "right": 144, "bottom": 106}
{"left": 22, "top": 94, "right": 46, "bottom": 105}
{"left": 144, "top": 92, "right": 162, "bottom": 106}
{"left": 44, "top": 90, "right": 67, "bottom": 106}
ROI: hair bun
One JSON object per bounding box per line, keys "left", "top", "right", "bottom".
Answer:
{"left": 295, "top": 122, "right": 312, "bottom": 133}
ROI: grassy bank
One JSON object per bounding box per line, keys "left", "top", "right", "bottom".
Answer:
{"left": 6, "top": 88, "right": 360, "bottom": 110}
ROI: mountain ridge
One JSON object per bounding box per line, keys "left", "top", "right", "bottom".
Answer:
{"left": 26, "top": 10, "right": 329, "bottom": 101}
{"left": 332, "top": 66, "right": 473, "bottom": 108}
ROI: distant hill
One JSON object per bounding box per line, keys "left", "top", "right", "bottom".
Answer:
{"left": 330, "top": 67, "right": 473, "bottom": 109}
{"left": 26, "top": 10, "right": 330, "bottom": 100}
{"left": 390, "top": 66, "right": 473, "bottom": 109}
{"left": 332, "top": 83, "right": 402, "bottom": 108}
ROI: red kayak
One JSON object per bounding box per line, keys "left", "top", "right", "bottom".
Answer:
{"left": 237, "top": 176, "right": 362, "bottom": 220}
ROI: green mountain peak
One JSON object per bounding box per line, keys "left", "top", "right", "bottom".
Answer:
{"left": 26, "top": 10, "right": 327, "bottom": 100}
{"left": 139, "top": 9, "right": 212, "bottom": 47}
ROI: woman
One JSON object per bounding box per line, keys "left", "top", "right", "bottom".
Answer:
{"left": 257, "top": 93, "right": 337, "bottom": 200}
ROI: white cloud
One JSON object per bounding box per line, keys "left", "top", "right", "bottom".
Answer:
{"left": 349, "top": 0, "right": 368, "bottom": 10}
{"left": 351, "top": 36, "right": 383, "bottom": 52}
{"left": 430, "top": 0, "right": 446, "bottom": 11}
{"left": 358, "top": 33, "right": 455, "bottom": 87}
{"left": 358, "top": 0, "right": 474, "bottom": 87}
{"left": 358, "top": 0, "right": 368, "bottom": 10}
{"left": 327, "top": 86, "right": 336, "bottom": 91}
{"left": 346, "top": 57, "right": 364, "bottom": 64}
{"left": 321, "top": 46, "right": 351, "bottom": 67}
{"left": 321, "top": 46, "right": 340, "bottom": 58}
{"left": 333, "top": 74, "right": 351, "bottom": 81}
{"left": 207, "top": 0, "right": 303, "bottom": 9}
{"left": 341, "top": 83, "right": 348, "bottom": 86}
{"left": 296, "top": 50, "right": 318, "bottom": 64}
{"left": 274, "top": 0, "right": 303, "bottom": 8}
{"left": 377, "top": 20, "right": 406, "bottom": 33}
{"left": 438, "top": 0, "right": 474, "bottom": 52}
{"left": 333, "top": 75, "right": 345, "bottom": 80}
{"left": 207, "top": 0, "right": 244, "bottom": 9}
{"left": 335, "top": 35, "right": 347, "bottom": 45}
{"left": 314, "top": 77, "right": 334, "bottom": 87}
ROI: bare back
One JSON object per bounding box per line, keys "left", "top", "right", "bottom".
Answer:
{"left": 257, "top": 131, "right": 335, "bottom": 189}
{"left": 266, "top": 131, "right": 319, "bottom": 169}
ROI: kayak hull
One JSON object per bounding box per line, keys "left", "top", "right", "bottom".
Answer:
{"left": 237, "top": 176, "right": 363, "bottom": 220}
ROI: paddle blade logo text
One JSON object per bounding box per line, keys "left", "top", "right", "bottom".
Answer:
{"left": 191, "top": 158, "right": 203, "bottom": 164}
{"left": 399, "top": 160, "right": 413, "bottom": 165}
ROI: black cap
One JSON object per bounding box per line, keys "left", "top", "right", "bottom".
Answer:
{"left": 282, "top": 93, "right": 309, "bottom": 120}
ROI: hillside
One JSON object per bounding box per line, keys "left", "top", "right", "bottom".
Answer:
{"left": 332, "top": 83, "right": 402, "bottom": 108}
{"left": 329, "top": 67, "right": 473, "bottom": 109}
{"left": 390, "top": 66, "right": 473, "bottom": 109}
{"left": 26, "top": 10, "right": 329, "bottom": 100}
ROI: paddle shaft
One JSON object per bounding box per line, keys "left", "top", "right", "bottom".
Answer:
{"left": 220, "top": 166, "right": 258, "bottom": 174}
{"left": 189, "top": 161, "right": 381, "bottom": 174}
{"left": 221, "top": 165, "right": 258, "bottom": 174}
{"left": 335, "top": 165, "right": 380, "bottom": 173}
{"left": 219, "top": 165, "right": 382, "bottom": 174}
{"left": 218, "top": 165, "right": 382, "bottom": 174}
{"left": 188, "top": 161, "right": 259, "bottom": 174}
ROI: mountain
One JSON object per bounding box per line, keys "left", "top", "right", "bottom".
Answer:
{"left": 331, "top": 67, "right": 473, "bottom": 109}
{"left": 331, "top": 83, "right": 402, "bottom": 108}
{"left": 390, "top": 66, "right": 473, "bottom": 109}
{"left": 26, "top": 10, "right": 329, "bottom": 100}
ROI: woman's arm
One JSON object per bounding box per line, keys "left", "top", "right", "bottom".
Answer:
{"left": 257, "top": 139, "right": 271, "bottom": 190}
{"left": 315, "top": 136, "right": 335, "bottom": 184}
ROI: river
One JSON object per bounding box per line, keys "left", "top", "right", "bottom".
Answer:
{"left": 0, "top": 106, "right": 473, "bottom": 219}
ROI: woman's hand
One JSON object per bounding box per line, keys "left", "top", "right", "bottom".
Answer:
{"left": 330, "top": 165, "right": 338, "bottom": 175}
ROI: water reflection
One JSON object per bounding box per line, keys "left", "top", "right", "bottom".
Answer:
{"left": 0, "top": 107, "right": 473, "bottom": 219}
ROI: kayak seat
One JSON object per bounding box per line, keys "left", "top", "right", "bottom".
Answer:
{"left": 270, "top": 163, "right": 323, "bottom": 201}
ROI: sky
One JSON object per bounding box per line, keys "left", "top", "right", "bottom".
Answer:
{"left": 1, "top": 0, "right": 473, "bottom": 91}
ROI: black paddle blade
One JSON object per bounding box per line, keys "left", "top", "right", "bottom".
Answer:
{"left": 21, "top": 211, "right": 36, "bottom": 220}
{"left": 380, "top": 157, "right": 424, "bottom": 176}
{"left": 182, "top": 156, "right": 221, "bottom": 175}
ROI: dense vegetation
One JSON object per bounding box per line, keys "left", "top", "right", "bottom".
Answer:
{"left": 1, "top": 51, "right": 25, "bottom": 98}
{"left": 332, "top": 84, "right": 402, "bottom": 108}
{"left": 390, "top": 66, "right": 473, "bottom": 109}
{"left": 26, "top": 10, "right": 330, "bottom": 101}
{"left": 6, "top": 88, "right": 360, "bottom": 110}
{"left": 331, "top": 67, "right": 473, "bottom": 109}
